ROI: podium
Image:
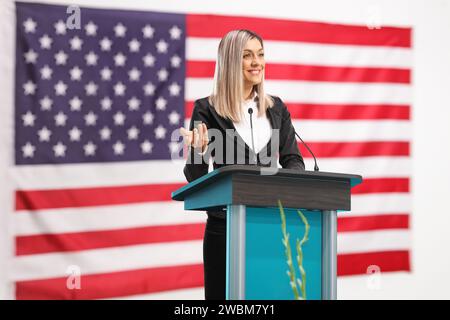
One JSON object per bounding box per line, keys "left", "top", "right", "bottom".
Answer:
{"left": 172, "top": 165, "right": 362, "bottom": 300}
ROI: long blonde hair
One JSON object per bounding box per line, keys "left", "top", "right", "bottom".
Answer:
{"left": 208, "top": 29, "right": 274, "bottom": 122}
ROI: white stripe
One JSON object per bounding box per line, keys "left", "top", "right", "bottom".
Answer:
{"left": 338, "top": 229, "right": 410, "bottom": 254}
{"left": 187, "top": 79, "right": 412, "bottom": 105}
{"left": 15, "top": 202, "right": 207, "bottom": 236}
{"left": 187, "top": 37, "right": 412, "bottom": 68}
{"left": 106, "top": 287, "right": 204, "bottom": 300}
{"left": 11, "top": 240, "right": 202, "bottom": 282}
{"left": 341, "top": 193, "right": 412, "bottom": 217}
{"left": 293, "top": 120, "right": 411, "bottom": 142}
{"left": 11, "top": 159, "right": 187, "bottom": 189}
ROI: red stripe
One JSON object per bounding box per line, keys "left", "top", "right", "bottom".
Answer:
{"left": 15, "top": 183, "right": 185, "bottom": 211}
{"left": 299, "top": 141, "right": 410, "bottom": 157}
{"left": 16, "top": 223, "right": 205, "bottom": 256}
{"left": 338, "top": 250, "right": 411, "bottom": 276}
{"left": 15, "top": 263, "right": 203, "bottom": 300}
{"left": 187, "top": 60, "right": 410, "bottom": 83}
{"left": 338, "top": 214, "right": 409, "bottom": 232}
{"left": 185, "top": 101, "right": 410, "bottom": 120}
{"left": 187, "top": 14, "right": 411, "bottom": 47}
{"left": 352, "top": 178, "right": 409, "bottom": 194}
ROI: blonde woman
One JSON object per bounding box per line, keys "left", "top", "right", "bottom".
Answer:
{"left": 179, "top": 29, "right": 305, "bottom": 300}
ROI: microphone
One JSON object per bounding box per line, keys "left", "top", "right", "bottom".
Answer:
{"left": 247, "top": 107, "right": 257, "bottom": 164}
{"left": 294, "top": 130, "right": 319, "bottom": 171}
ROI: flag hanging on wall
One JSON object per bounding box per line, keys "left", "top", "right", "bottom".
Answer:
{"left": 5, "top": 1, "right": 411, "bottom": 299}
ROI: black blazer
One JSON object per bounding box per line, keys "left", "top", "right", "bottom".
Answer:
{"left": 183, "top": 95, "right": 305, "bottom": 188}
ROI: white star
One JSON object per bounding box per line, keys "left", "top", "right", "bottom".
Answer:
{"left": 171, "top": 55, "right": 182, "bottom": 68}
{"left": 22, "top": 111, "right": 36, "bottom": 126}
{"left": 113, "top": 82, "right": 126, "bottom": 96}
{"left": 68, "top": 126, "right": 82, "bottom": 141}
{"left": 128, "top": 38, "right": 141, "bottom": 52}
{"left": 157, "top": 68, "right": 169, "bottom": 81}
{"left": 100, "top": 97, "right": 112, "bottom": 110}
{"left": 169, "top": 141, "right": 182, "bottom": 154}
{"left": 40, "top": 65, "right": 53, "bottom": 80}
{"left": 23, "top": 18, "right": 37, "bottom": 33}
{"left": 54, "top": 81, "right": 67, "bottom": 96}
{"left": 54, "top": 20, "right": 66, "bottom": 35}
{"left": 23, "top": 80, "right": 36, "bottom": 95}
{"left": 85, "top": 81, "right": 98, "bottom": 96}
{"left": 70, "top": 36, "right": 83, "bottom": 51}
{"left": 127, "top": 126, "right": 139, "bottom": 140}
{"left": 84, "top": 141, "right": 97, "bottom": 156}
{"left": 155, "top": 97, "right": 167, "bottom": 111}
{"left": 168, "top": 82, "right": 181, "bottom": 96}
{"left": 114, "top": 23, "right": 127, "bottom": 37}
{"left": 22, "top": 142, "right": 36, "bottom": 158}
{"left": 24, "top": 49, "right": 38, "bottom": 64}
{"left": 84, "top": 21, "right": 98, "bottom": 36}
{"left": 53, "top": 142, "right": 66, "bottom": 157}
{"left": 128, "top": 68, "right": 141, "bottom": 81}
{"left": 169, "top": 25, "right": 182, "bottom": 40}
{"left": 84, "top": 111, "right": 97, "bottom": 126}
{"left": 156, "top": 39, "right": 169, "bottom": 53}
{"left": 54, "top": 112, "right": 67, "bottom": 126}
{"left": 99, "top": 126, "right": 111, "bottom": 140}
{"left": 127, "top": 97, "right": 141, "bottom": 111}
{"left": 143, "top": 53, "right": 155, "bottom": 67}
{"left": 113, "top": 112, "right": 126, "bottom": 126}
{"left": 140, "top": 140, "right": 153, "bottom": 154}
{"left": 39, "top": 34, "right": 53, "bottom": 49}
{"left": 100, "top": 37, "right": 112, "bottom": 51}
{"left": 143, "top": 82, "right": 156, "bottom": 96}
{"left": 69, "top": 96, "right": 82, "bottom": 111}
{"left": 168, "top": 111, "right": 181, "bottom": 125}
{"left": 113, "top": 52, "right": 126, "bottom": 67}
{"left": 40, "top": 96, "right": 53, "bottom": 111}
{"left": 154, "top": 125, "right": 167, "bottom": 139}
{"left": 70, "top": 66, "right": 83, "bottom": 81}
{"left": 143, "top": 112, "right": 154, "bottom": 125}
{"left": 100, "top": 67, "right": 113, "bottom": 81}
{"left": 142, "top": 25, "right": 155, "bottom": 39}
{"left": 85, "top": 51, "right": 98, "bottom": 66}
{"left": 38, "top": 127, "right": 51, "bottom": 142}
{"left": 54, "top": 50, "right": 68, "bottom": 65}
{"left": 113, "top": 141, "right": 125, "bottom": 155}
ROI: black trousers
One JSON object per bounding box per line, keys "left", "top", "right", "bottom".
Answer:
{"left": 203, "top": 214, "right": 226, "bottom": 300}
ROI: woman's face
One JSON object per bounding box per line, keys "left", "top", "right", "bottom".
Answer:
{"left": 242, "top": 38, "right": 265, "bottom": 87}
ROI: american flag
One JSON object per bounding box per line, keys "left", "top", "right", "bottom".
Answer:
{"left": 6, "top": 2, "right": 411, "bottom": 299}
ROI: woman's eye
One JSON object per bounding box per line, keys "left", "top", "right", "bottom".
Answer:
{"left": 259, "top": 53, "right": 264, "bottom": 57}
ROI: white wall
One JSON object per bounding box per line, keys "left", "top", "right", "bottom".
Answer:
{"left": 1, "top": 0, "right": 450, "bottom": 299}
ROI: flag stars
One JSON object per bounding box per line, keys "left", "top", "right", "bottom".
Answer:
{"left": 40, "top": 96, "right": 53, "bottom": 111}
{"left": 168, "top": 111, "right": 181, "bottom": 125}
{"left": 157, "top": 68, "right": 169, "bottom": 81}
{"left": 85, "top": 51, "right": 98, "bottom": 66}
{"left": 127, "top": 126, "right": 139, "bottom": 140}
{"left": 70, "top": 66, "right": 83, "bottom": 81}
{"left": 140, "top": 140, "right": 153, "bottom": 154}
{"left": 142, "top": 25, "right": 155, "bottom": 39}
{"left": 143, "top": 82, "right": 156, "bottom": 96}
{"left": 113, "top": 141, "right": 125, "bottom": 155}
{"left": 84, "top": 21, "right": 98, "bottom": 36}
{"left": 55, "top": 50, "right": 68, "bottom": 65}
{"left": 114, "top": 52, "right": 127, "bottom": 67}
{"left": 100, "top": 67, "right": 113, "bottom": 81}
{"left": 39, "top": 34, "right": 53, "bottom": 49}
{"left": 171, "top": 55, "right": 182, "bottom": 68}
{"left": 84, "top": 111, "right": 98, "bottom": 126}
{"left": 128, "top": 68, "right": 141, "bottom": 81}
{"left": 54, "top": 20, "right": 66, "bottom": 35}
{"left": 53, "top": 142, "right": 67, "bottom": 157}
{"left": 38, "top": 127, "right": 52, "bottom": 142}
{"left": 22, "top": 111, "right": 36, "bottom": 126}
{"left": 54, "top": 112, "right": 68, "bottom": 126}
{"left": 23, "top": 18, "right": 37, "bottom": 33}
{"left": 23, "top": 80, "right": 36, "bottom": 95}
{"left": 169, "top": 25, "right": 182, "bottom": 40}
{"left": 168, "top": 82, "right": 181, "bottom": 96}
{"left": 70, "top": 36, "right": 83, "bottom": 51}
{"left": 54, "top": 81, "right": 68, "bottom": 96}
{"left": 99, "top": 126, "right": 112, "bottom": 140}
{"left": 113, "top": 82, "right": 126, "bottom": 96}
{"left": 154, "top": 125, "right": 167, "bottom": 139}
{"left": 155, "top": 97, "right": 168, "bottom": 111}
{"left": 24, "top": 49, "right": 38, "bottom": 64}
{"left": 143, "top": 53, "right": 155, "bottom": 67}
{"left": 40, "top": 65, "right": 53, "bottom": 80}
{"left": 156, "top": 39, "right": 169, "bottom": 54}
{"left": 85, "top": 81, "right": 98, "bottom": 96}
{"left": 69, "top": 96, "right": 82, "bottom": 111}
{"left": 128, "top": 38, "right": 141, "bottom": 52}
{"left": 84, "top": 141, "right": 97, "bottom": 156}
{"left": 22, "top": 142, "right": 36, "bottom": 158}
{"left": 113, "top": 111, "right": 126, "bottom": 126}
{"left": 100, "top": 37, "right": 112, "bottom": 51}
{"left": 143, "top": 111, "right": 154, "bottom": 125}
{"left": 100, "top": 97, "right": 112, "bottom": 110}
{"left": 69, "top": 126, "right": 82, "bottom": 141}
{"left": 114, "top": 23, "right": 127, "bottom": 37}
{"left": 127, "top": 97, "right": 141, "bottom": 111}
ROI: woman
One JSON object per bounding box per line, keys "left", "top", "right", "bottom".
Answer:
{"left": 179, "top": 29, "right": 305, "bottom": 300}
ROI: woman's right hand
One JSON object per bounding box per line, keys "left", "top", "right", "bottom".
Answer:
{"left": 180, "top": 122, "right": 209, "bottom": 152}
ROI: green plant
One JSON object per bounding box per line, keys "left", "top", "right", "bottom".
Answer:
{"left": 278, "top": 200, "right": 310, "bottom": 300}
